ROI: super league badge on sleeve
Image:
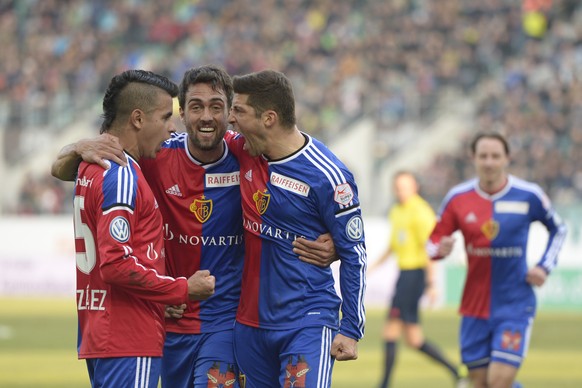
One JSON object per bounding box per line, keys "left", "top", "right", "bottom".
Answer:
{"left": 109, "top": 216, "right": 130, "bottom": 243}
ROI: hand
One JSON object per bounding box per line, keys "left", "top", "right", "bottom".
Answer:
{"left": 424, "top": 284, "right": 438, "bottom": 307}
{"left": 77, "top": 133, "right": 126, "bottom": 169}
{"left": 526, "top": 266, "right": 548, "bottom": 287}
{"left": 330, "top": 333, "right": 358, "bottom": 361}
{"left": 293, "top": 233, "right": 338, "bottom": 267}
{"left": 165, "top": 304, "right": 187, "bottom": 319}
{"left": 186, "top": 270, "right": 215, "bottom": 300}
{"left": 437, "top": 236, "right": 456, "bottom": 257}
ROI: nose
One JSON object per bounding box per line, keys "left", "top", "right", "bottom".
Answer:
{"left": 227, "top": 110, "right": 235, "bottom": 124}
{"left": 168, "top": 120, "right": 177, "bottom": 135}
{"left": 201, "top": 106, "right": 213, "bottom": 122}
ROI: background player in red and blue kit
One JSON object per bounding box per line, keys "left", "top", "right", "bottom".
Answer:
{"left": 427, "top": 131, "right": 567, "bottom": 388}
{"left": 227, "top": 70, "right": 367, "bottom": 388}
{"left": 70, "top": 70, "right": 215, "bottom": 388}
{"left": 53, "top": 65, "right": 337, "bottom": 388}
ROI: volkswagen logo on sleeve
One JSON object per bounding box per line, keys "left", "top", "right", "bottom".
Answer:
{"left": 346, "top": 215, "right": 364, "bottom": 241}
{"left": 109, "top": 216, "right": 130, "bottom": 243}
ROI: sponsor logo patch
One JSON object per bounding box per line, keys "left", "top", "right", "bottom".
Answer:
{"left": 206, "top": 171, "right": 240, "bottom": 187}
{"left": 495, "top": 201, "right": 529, "bottom": 214}
{"left": 334, "top": 183, "right": 354, "bottom": 205}
{"left": 270, "top": 172, "right": 310, "bottom": 197}
{"left": 346, "top": 215, "right": 363, "bottom": 241}
{"left": 109, "top": 216, "right": 130, "bottom": 243}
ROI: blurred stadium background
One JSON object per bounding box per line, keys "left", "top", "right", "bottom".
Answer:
{"left": 1, "top": 0, "right": 581, "bottom": 386}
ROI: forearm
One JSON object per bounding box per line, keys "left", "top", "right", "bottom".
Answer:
{"left": 51, "top": 143, "right": 82, "bottom": 181}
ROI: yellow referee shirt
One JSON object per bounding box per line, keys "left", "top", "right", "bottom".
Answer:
{"left": 388, "top": 194, "right": 436, "bottom": 270}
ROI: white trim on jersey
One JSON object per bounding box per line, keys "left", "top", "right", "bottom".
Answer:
{"left": 437, "top": 179, "right": 476, "bottom": 217}
{"left": 129, "top": 256, "right": 177, "bottom": 281}
{"left": 103, "top": 205, "right": 135, "bottom": 215}
{"left": 317, "top": 327, "right": 333, "bottom": 388}
{"left": 545, "top": 221, "right": 567, "bottom": 272}
{"left": 302, "top": 145, "right": 354, "bottom": 210}
{"left": 334, "top": 205, "right": 360, "bottom": 218}
{"left": 116, "top": 162, "right": 135, "bottom": 208}
{"left": 354, "top": 242, "right": 367, "bottom": 337}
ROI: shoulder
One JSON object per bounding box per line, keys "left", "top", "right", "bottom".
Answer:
{"left": 508, "top": 175, "right": 551, "bottom": 208}
{"left": 443, "top": 179, "right": 477, "bottom": 204}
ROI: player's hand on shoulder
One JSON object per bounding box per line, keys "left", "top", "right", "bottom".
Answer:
{"left": 526, "top": 265, "right": 548, "bottom": 287}
{"left": 165, "top": 304, "right": 187, "bottom": 319}
{"left": 78, "top": 133, "right": 126, "bottom": 169}
{"left": 438, "top": 236, "right": 456, "bottom": 257}
{"left": 293, "top": 233, "right": 338, "bottom": 268}
{"left": 330, "top": 333, "right": 358, "bottom": 361}
{"left": 186, "top": 269, "right": 215, "bottom": 300}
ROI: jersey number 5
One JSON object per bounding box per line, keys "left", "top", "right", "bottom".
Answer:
{"left": 74, "top": 195, "right": 96, "bottom": 274}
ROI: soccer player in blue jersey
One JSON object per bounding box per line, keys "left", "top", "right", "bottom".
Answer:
{"left": 52, "top": 65, "right": 337, "bottom": 388}
{"left": 227, "top": 69, "right": 367, "bottom": 388}
{"left": 428, "top": 131, "right": 567, "bottom": 388}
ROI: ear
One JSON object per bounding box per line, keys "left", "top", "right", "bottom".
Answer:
{"left": 130, "top": 108, "right": 144, "bottom": 130}
{"left": 179, "top": 107, "right": 185, "bottom": 123}
{"left": 263, "top": 110, "right": 277, "bottom": 128}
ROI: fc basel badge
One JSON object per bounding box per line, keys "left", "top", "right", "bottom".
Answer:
{"left": 481, "top": 219, "right": 500, "bottom": 240}
{"left": 253, "top": 189, "right": 270, "bottom": 215}
{"left": 190, "top": 196, "right": 213, "bottom": 223}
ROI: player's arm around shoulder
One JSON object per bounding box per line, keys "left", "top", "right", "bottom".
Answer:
{"left": 51, "top": 134, "right": 127, "bottom": 181}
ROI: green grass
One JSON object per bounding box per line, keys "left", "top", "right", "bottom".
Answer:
{"left": 0, "top": 298, "right": 580, "bottom": 387}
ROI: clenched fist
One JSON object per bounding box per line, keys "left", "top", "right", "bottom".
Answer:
{"left": 187, "top": 270, "right": 215, "bottom": 300}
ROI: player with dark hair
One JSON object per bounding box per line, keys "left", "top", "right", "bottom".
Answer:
{"left": 428, "top": 131, "right": 567, "bottom": 388}
{"left": 227, "top": 69, "right": 367, "bottom": 387}
{"left": 52, "top": 65, "right": 336, "bottom": 387}
{"left": 72, "top": 69, "right": 215, "bottom": 388}
{"left": 371, "top": 171, "right": 467, "bottom": 387}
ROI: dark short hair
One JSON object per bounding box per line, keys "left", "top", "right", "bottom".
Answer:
{"left": 232, "top": 70, "right": 296, "bottom": 128}
{"left": 100, "top": 70, "right": 178, "bottom": 133}
{"left": 470, "top": 131, "right": 510, "bottom": 155}
{"left": 178, "top": 65, "right": 233, "bottom": 110}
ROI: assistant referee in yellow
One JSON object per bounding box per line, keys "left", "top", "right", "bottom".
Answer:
{"left": 370, "top": 171, "right": 466, "bottom": 388}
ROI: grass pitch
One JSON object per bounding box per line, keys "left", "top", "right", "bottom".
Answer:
{"left": 0, "top": 298, "right": 580, "bottom": 387}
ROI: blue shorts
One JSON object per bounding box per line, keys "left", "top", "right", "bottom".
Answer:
{"left": 460, "top": 316, "right": 533, "bottom": 369}
{"left": 86, "top": 356, "right": 161, "bottom": 388}
{"left": 233, "top": 322, "right": 337, "bottom": 388}
{"left": 161, "top": 330, "right": 241, "bottom": 388}
{"left": 388, "top": 269, "right": 425, "bottom": 323}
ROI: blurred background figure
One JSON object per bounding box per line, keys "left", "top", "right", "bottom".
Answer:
{"left": 370, "top": 171, "right": 467, "bottom": 388}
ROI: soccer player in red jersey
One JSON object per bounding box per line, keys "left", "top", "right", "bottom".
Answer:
{"left": 70, "top": 69, "right": 215, "bottom": 388}
{"left": 428, "top": 131, "right": 567, "bottom": 388}
{"left": 52, "top": 66, "right": 336, "bottom": 387}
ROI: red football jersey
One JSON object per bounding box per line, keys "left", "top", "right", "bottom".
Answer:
{"left": 74, "top": 154, "right": 188, "bottom": 359}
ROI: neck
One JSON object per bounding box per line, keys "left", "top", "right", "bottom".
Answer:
{"left": 265, "top": 126, "right": 305, "bottom": 160}
{"left": 187, "top": 139, "right": 225, "bottom": 164}
{"left": 111, "top": 129, "right": 139, "bottom": 161}
{"left": 479, "top": 175, "right": 508, "bottom": 194}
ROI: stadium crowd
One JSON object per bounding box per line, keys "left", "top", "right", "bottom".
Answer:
{"left": 3, "top": 0, "right": 582, "bottom": 214}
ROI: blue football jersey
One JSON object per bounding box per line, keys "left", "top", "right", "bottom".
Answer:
{"left": 230, "top": 132, "right": 367, "bottom": 340}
